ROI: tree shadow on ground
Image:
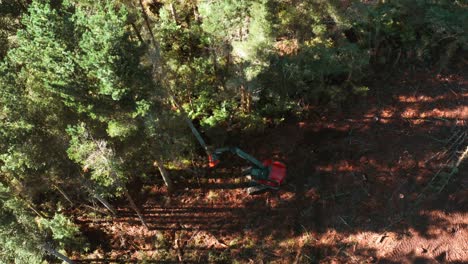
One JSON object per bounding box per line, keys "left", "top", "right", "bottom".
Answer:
{"left": 75, "top": 69, "right": 467, "bottom": 263}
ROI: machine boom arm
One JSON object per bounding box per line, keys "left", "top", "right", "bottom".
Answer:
{"left": 211, "top": 147, "right": 266, "bottom": 169}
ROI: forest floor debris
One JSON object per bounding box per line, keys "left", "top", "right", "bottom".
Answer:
{"left": 74, "top": 69, "right": 467, "bottom": 263}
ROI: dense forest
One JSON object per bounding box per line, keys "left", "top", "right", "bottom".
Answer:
{"left": 0, "top": 0, "right": 466, "bottom": 263}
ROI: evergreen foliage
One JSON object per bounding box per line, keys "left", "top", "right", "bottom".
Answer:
{"left": 0, "top": 0, "right": 465, "bottom": 261}
{"left": 0, "top": 183, "right": 82, "bottom": 263}
{"left": 0, "top": 184, "right": 44, "bottom": 263}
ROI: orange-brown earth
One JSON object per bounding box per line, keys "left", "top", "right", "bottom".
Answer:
{"left": 72, "top": 68, "right": 467, "bottom": 263}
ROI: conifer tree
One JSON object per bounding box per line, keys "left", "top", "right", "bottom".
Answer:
{"left": 0, "top": 183, "right": 78, "bottom": 263}
{"left": 1, "top": 0, "right": 180, "bottom": 223}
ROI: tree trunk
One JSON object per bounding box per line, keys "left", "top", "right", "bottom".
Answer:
{"left": 246, "top": 87, "right": 252, "bottom": 112}
{"left": 124, "top": 189, "right": 149, "bottom": 229}
{"left": 240, "top": 84, "right": 251, "bottom": 113}
{"left": 139, "top": 0, "right": 159, "bottom": 53}
{"left": 240, "top": 84, "right": 246, "bottom": 112}
{"left": 139, "top": 0, "right": 163, "bottom": 79}
{"left": 13, "top": 181, "right": 48, "bottom": 218}
{"left": 212, "top": 48, "right": 218, "bottom": 72}
{"left": 239, "top": 60, "right": 251, "bottom": 113}
{"left": 138, "top": 0, "right": 192, "bottom": 185}
{"left": 92, "top": 193, "right": 117, "bottom": 216}
{"left": 16, "top": 0, "right": 28, "bottom": 12}
{"left": 170, "top": 3, "right": 178, "bottom": 24}
{"left": 54, "top": 184, "right": 74, "bottom": 206}
{"left": 41, "top": 243, "right": 75, "bottom": 264}
{"left": 193, "top": 6, "right": 201, "bottom": 23}
{"left": 153, "top": 158, "right": 174, "bottom": 193}
{"left": 78, "top": 175, "right": 117, "bottom": 215}
{"left": 131, "top": 22, "right": 145, "bottom": 45}
{"left": 26, "top": 201, "right": 47, "bottom": 218}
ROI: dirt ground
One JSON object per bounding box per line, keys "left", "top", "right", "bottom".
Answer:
{"left": 72, "top": 67, "right": 467, "bottom": 263}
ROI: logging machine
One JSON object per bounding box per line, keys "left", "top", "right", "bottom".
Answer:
{"left": 185, "top": 117, "right": 286, "bottom": 195}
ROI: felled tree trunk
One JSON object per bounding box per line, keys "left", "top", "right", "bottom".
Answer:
{"left": 79, "top": 175, "right": 117, "bottom": 215}
{"left": 92, "top": 192, "right": 117, "bottom": 216}
{"left": 153, "top": 158, "right": 174, "bottom": 193}
{"left": 54, "top": 184, "right": 74, "bottom": 206}
{"left": 124, "top": 189, "right": 149, "bottom": 229}
{"left": 41, "top": 243, "right": 75, "bottom": 264}
{"left": 25, "top": 199, "right": 47, "bottom": 218}
{"left": 14, "top": 182, "right": 47, "bottom": 218}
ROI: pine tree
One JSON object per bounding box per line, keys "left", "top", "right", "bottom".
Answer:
{"left": 0, "top": 183, "right": 78, "bottom": 263}
{"left": 0, "top": 0, "right": 28, "bottom": 60}
{"left": 1, "top": 0, "right": 185, "bottom": 229}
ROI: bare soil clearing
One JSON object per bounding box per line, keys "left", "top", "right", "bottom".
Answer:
{"left": 74, "top": 68, "right": 467, "bottom": 263}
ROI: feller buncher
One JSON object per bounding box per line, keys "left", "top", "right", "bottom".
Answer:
{"left": 185, "top": 118, "right": 286, "bottom": 195}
